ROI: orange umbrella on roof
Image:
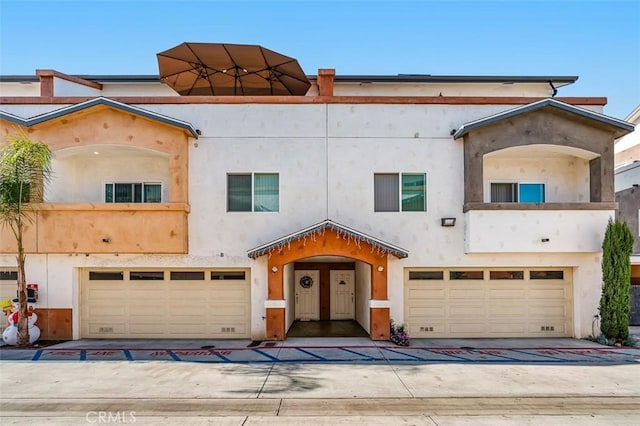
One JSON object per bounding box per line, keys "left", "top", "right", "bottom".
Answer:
{"left": 157, "top": 42, "right": 311, "bottom": 96}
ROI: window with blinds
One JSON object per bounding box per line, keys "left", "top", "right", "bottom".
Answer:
{"left": 228, "top": 173, "right": 279, "bottom": 212}
{"left": 490, "top": 182, "right": 545, "bottom": 203}
{"left": 374, "top": 173, "right": 426, "bottom": 212}
{"left": 105, "top": 183, "right": 162, "bottom": 203}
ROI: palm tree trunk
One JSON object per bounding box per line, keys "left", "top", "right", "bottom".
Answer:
{"left": 15, "top": 218, "right": 30, "bottom": 347}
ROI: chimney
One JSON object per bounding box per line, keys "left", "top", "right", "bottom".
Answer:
{"left": 317, "top": 68, "right": 335, "bottom": 97}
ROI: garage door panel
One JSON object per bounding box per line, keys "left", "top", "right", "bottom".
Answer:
{"left": 86, "top": 323, "right": 127, "bottom": 335}
{"left": 527, "top": 303, "right": 568, "bottom": 317}
{"left": 489, "top": 304, "right": 526, "bottom": 316}
{"left": 407, "top": 288, "right": 446, "bottom": 300}
{"left": 87, "top": 306, "right": 127, "bottom": 316}
{"left": 448, "top": 322, "right": 486, "bottom": 334}
{"left": 488, "top": 323, "right": 526, "bottom": 334}
{"left": 449, "top": 288, "right": 484, "bottom": 299}
{"left": 449, "top": 304, "right": 485, "bottom": 317}
{"left": 82, "top": 269, "right": 250, "bottom": 338}
{"left": 488, "top": 288, "right": 525, "bottom": 299}
{"left": 405, "top": 268, "right": 572, "bottom": 338}
{"left": 529, "top": 287, "right": 569, "bottom": 299}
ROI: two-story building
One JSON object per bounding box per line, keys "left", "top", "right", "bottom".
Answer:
{"left": 0, "top": 55, "right": 634, "bottom": 342}
{"left": 614, "top": 105, "right": 640, "bottom": 325}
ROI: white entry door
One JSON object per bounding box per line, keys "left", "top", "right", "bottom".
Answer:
{"left": 330, "top": 270, "right": 355, "bottom": 320}
{"left": 294, "top": 270, "right": 320, "bottom": 320}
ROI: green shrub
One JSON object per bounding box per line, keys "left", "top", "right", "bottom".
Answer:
{"left": 599, "top": 219, "right": 633, "bottom": 342}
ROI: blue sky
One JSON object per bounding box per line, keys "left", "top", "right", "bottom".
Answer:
{"left": 1, "top": 0, "right": 638, "bottom": 119}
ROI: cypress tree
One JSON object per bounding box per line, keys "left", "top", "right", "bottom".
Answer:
{"left": 599, "top": 218, "right": 634, "bottom": 342}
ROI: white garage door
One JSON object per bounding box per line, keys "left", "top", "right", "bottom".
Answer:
{"left": 405, "top": 268, "right": 573, "bottom": 338}
{"left": 81, "top": 269, "right": 250, "bottom": 338}
{"left": 0, "top": 269, "right": 18, "bottom": 334}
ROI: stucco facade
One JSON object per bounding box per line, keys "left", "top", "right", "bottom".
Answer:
{"left": 0, "top": 68, "right": 634, "bottom": 341}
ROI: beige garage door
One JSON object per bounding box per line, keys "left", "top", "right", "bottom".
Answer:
{"left": 404, "top": 268, "right": 573, "bottom": 338}
{"left": 0, "top": 269, "right": 18, "bottom": 334}
{"left": 81, "top": 269, "right": 250, "bottom": 338}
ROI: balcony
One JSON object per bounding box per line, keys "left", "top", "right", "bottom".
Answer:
{"left": 464, "top": 203, "right": 616, "bottom": 253}
{"left": 0, "top": 203, "right": 189, "bottom": 254}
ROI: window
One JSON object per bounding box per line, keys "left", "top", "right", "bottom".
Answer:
{"left": 130, "top": 271, "right": 165, "bottom": 280}
{"left": 530, "top": 270, "right": 564, "bottom": 280}
{"left": 227, "top": 173, "right": 279, "bottom": 212}
{"left": 0, "top": 271, "right": 18, "bottom": 280}
{"left": 211, "top": 271, "right": 246, "bottom": 280}
{"left": 105, "top": 183, "right": 162, "bottom": 203}
{"left": 490, "top": 271, "right": 524, "bottom": 280}
{"left": 170, "top": 271, "right": 205, "bottom": 280}
{"left": 408, "top": 271, "right": 444, "bottom": 280}
{"left": 374, "top": 173, "right": 426, "bottom": 212}
{"left": 491, "top": 182, "right": 545, "bottom": 203}
{"left": 89, "top": 271, "right": 124, "bottom": 280}
{"left": 450, "top": 271, "right": 484, "bottom": 280}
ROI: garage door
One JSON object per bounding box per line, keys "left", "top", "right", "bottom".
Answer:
{"left": 404, "top": 268, "right": 572, "bottom": 338}
{"left": 81, "top": 269, "right": 250, "bottom": 338}
{"left": 0, "top": 269, "right": 18, "bottom": 334}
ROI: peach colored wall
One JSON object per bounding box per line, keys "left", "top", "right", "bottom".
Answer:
{"left": 615, "top": 145, "right": 640, "bottom": 165}
{"left": 1, "top": 203, "right": 188, "bottom": 254}
{"left": 2, "top": 106, "right": 190, "bottom": 203}
{"left": 1, "top": 107, "right": 192, "bottom": 255}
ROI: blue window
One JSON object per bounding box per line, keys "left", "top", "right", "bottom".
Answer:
{"left": 491, "top": 182, "right": 545, "bottom": 203}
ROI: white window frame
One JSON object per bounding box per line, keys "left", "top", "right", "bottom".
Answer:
{"left": 104, "top": 182, "right": 163, "bottom": 203}
{"left": 489, "top": 181, "right": 546, "bottom": 203}
{"left": 227, "top": 172, "right": 280, "bottom": 213}
{"left": 374, "top": 172, "right": 427, "bottom": 212}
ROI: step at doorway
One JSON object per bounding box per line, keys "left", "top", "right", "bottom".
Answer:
{"left": 287, "top": 320, "right": 368, "bottom": 338}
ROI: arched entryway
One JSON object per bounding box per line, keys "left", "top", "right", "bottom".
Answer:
{"left": 247, "top": 220, "right": 408, "bottom": 341}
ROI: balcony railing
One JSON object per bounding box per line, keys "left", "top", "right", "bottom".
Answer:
{"left": 0, "top": 203, "right": 189, "bottom": 254}
{"left": 464, "top": 203, "right": 616, "bottom": 253}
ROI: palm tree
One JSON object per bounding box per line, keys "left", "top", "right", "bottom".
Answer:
{"left": 0, "top": 133, "right": 53, "bottom": 346}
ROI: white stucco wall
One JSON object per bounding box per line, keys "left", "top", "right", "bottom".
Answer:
{"left": 484, "top": 156, "right": 590, "bottom": 202}
{"left": 333, "top": 82, "right": 555, "bottom": 97}
{"left": 53, "top": 77, "right": 101, "bottom": 97}
{"left": 355, "top": 262, "right": 371, "bottom": 333}
{"left": 0, "top": 96, "right": 615, "bottom": 340}
{"left": 0, "top": 82, "right": 41, "bottom": 96}
{"left": 284, "top": 263, "right": 295, "bottom": 332}
{"left": 48, "top": 152, "right": 170, "bottom": 203}
{"left": 465, "top": 210, "right": 614, "bottom": 253}
{"left": 615, "top": 162, "right": 640, "bottom": 192}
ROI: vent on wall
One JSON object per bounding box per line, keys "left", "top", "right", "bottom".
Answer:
{"left": 98, "top": 327, "right": 114, "bottom": 333}
{"left": 540, "top": 326, "right": 555, "bottom": 332}
{"left": 221, "top": 327, "right": 236, "bottom": 333}
{"left": 419, "top": 326, "right": 434, "bottom": 332}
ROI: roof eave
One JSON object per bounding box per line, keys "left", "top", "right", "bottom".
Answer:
{"left": 247, "top": 219, "right": 409, "bottom": 259}
{"left": 453, "top": 98, "right": 634, "bottom": 139}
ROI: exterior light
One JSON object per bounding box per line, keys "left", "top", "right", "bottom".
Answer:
{"left": 271, "top": 266, "right": 278, "bottom": 273}
{"left": 441, "top": 217, "right": 456, "bottom": 227}
{"left": 377, "top": 266, "right": 384, "bottom": 272}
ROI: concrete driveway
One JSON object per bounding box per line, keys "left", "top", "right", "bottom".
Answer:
{"left": 1, "top": 336, "right": 639, "bottom": 364}
{"left": 2, "top": 337, "right": 639, "bottom": 425}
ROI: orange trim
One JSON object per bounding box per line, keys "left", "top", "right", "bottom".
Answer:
{"left": 370, "top": 308, "right": 390, "bottom": 340}
{"left": 264, "top": 228, "right": 390, "bottom": 340}
{"left": 1, "top": 96, "right": 608, "bottom": 106}
{"left": 317, "top": 69, "right": 336, "bottom": 97}
{"left": 265, "top": 307, "right": 285, "bottom": 341}
{"left": 36, "top": 69, "right": 103, "bottom": 90}
{"left": 36, "top": 308, "right": 73, "bottom": 340}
